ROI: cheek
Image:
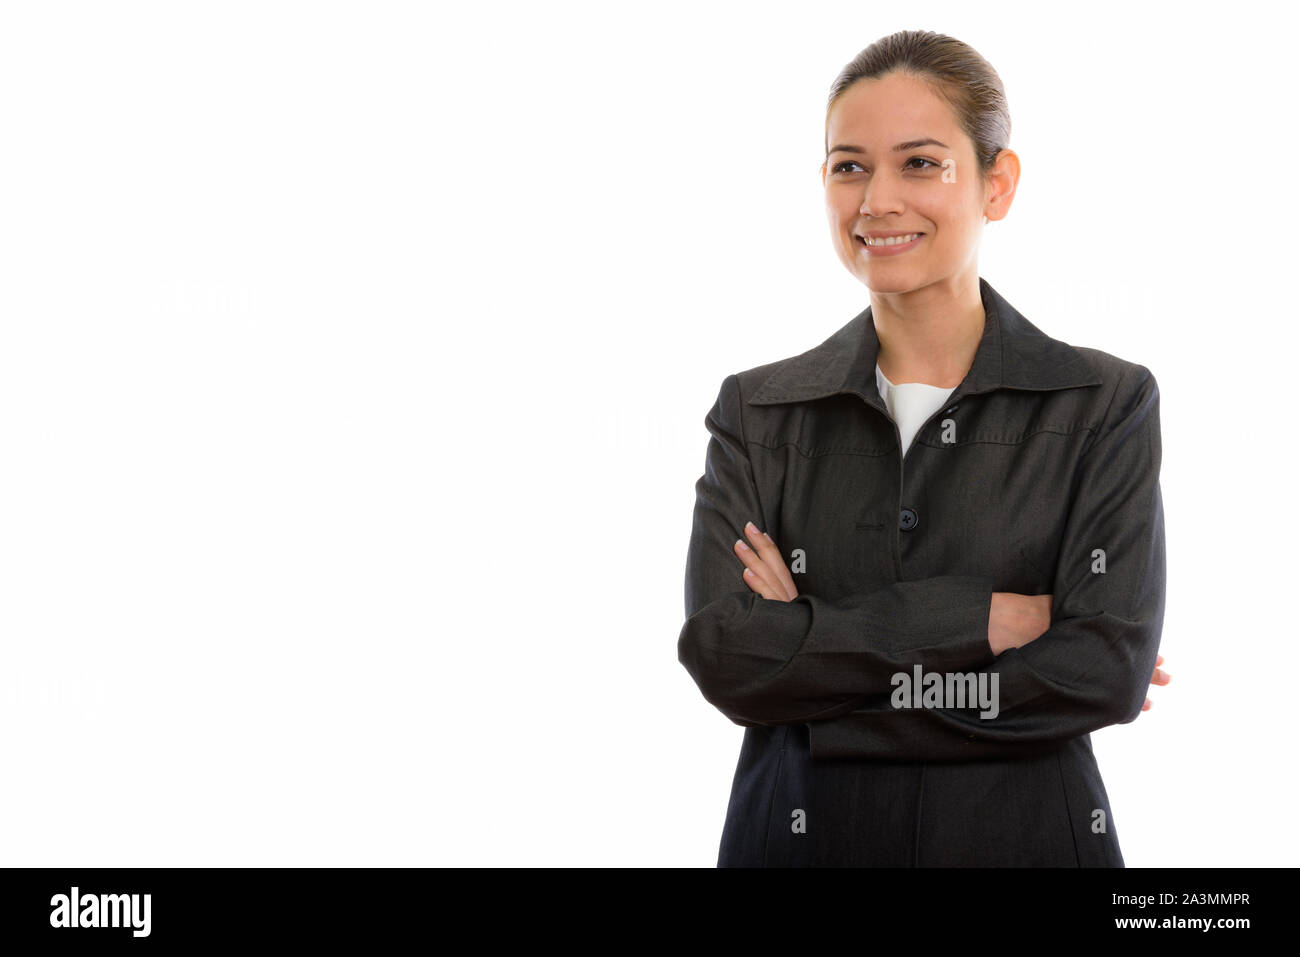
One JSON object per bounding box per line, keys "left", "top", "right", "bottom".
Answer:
{"left": 828, "top": 198, "right": 855, "bottom": 225}
{"left": 918, "top": 204, "right": 978, "bottom": 243}
{"left": 916, "top": 179, "right": 979, "bottom": 219}
{"left": 826, "top": 186, "right": 859, "bottom": 218}
{"left": 828, "top": 208, "right": 857, "bottom": 248}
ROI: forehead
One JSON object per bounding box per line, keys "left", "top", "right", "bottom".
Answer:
{"left": 827, "top": 73, "right": 961, "bottom": 147}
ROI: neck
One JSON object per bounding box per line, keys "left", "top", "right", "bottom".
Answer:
{"left": 870, "top": 267, "right": 985, "bottom": 388}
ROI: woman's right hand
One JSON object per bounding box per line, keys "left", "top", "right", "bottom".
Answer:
{"left": 988, "top": 591, "right": 1052, "bottom": 656}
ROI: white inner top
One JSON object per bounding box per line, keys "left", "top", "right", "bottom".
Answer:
{"left": 875, "top": 363, "right": 957, "bottom": 458}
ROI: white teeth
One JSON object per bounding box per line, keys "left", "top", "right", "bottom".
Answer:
{"left": 863, "top": 233, "right": 922, "bottom": 246}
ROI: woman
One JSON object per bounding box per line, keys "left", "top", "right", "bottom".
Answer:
{"left": 677, "top": 30, "right": 1170, "bottom": 867}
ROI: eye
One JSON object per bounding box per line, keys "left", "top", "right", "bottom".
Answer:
{"left": 905, "top": 157, "right": 940, "bottom": 170}
{"left": 831, "top": 160, "right": 863, "bottom": 174}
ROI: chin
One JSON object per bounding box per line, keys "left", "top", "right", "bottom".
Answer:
{"left": 858, "top": 267, "right": 925, "bottom": 295}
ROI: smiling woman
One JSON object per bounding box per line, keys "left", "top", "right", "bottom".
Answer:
{"left": 677, "top": 30, "right": 1169, "bottom": 868}
{"left": 821, "top": 66, "right": 1015, "bottom": 326}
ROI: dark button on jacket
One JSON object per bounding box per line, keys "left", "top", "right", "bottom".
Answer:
{"left": 677, "top": 277, "right": 1165, "bottom": 867}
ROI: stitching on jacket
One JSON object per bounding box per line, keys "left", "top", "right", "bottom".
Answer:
{"left": 747, "top": 426, "right": 1098, "bottom": 459}
{"left": 728, "top": 373, "right": 771, "bottom": 535}
{"left": 913, "top": 427, "right": 1099, "bottom": 448}
{"left": 749, "top": 439, "right": 892, "bottom": 458}
{"left": 1055, "top": 748, "right": 1082, "bottom": 867}
{"left": 761, "top": 727, "right": 788, "bottom": 867}
{"left": 1046, "top": 367, "right": 1132, "bottom": 597}
{"left": 802, "top": 695, "right": 870, "bottom": 722}
{"left": 1079, "top": 364, "right": 1131, "bottom": 459}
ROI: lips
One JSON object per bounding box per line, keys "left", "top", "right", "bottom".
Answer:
{"left": 858, "top": 232, "right": 925, "bottom": 247}
{"left": 856, "top": 232, "right": 925, "bottom": 256}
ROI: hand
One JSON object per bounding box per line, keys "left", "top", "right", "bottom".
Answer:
{"left": 734, "top": 521, "right": 799, "bottom": 602}
{"left": 989, "top": 595, "right": 1171, "bottom": 716}
{"left": 988, "top": 592, "right": 1052, "bottom": 656}
{"left": 1142, "top": 654, "right": 1171, "bottom": 712}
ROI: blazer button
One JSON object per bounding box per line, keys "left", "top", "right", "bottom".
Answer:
{"left": 899, "top": 507, "right": 918, "bottom": 531}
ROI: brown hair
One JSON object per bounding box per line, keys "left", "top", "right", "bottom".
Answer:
{"left": 825, "top": 31, "right": 1010, "bottom": 179}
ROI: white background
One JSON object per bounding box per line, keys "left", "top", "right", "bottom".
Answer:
{"left": 0, "top": 1, "right": 1295, "bottom": 866}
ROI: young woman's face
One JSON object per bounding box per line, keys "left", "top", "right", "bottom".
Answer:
{"left": 822, "top": 71, "right": 990, "bottom": 295}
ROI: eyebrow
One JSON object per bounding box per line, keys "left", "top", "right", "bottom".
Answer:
{"left": 826, "top": 138, "right": 949, "bottom": 159}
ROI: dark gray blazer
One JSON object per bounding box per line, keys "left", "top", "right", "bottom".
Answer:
{"left": 677, "top": 277, "right": 1165, "bottom": 867}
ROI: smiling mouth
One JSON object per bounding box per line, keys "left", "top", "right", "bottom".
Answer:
{"left": 858, "top": 232, "right": 925, "bottom": 248}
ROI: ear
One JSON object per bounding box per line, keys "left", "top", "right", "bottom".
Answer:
{"left": 983, "top": 149, "right": 1020, "bottom": 224}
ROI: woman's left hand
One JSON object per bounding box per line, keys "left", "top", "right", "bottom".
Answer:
{"left": 735, "top": 521, "right": 799, "bottom": 602}
{"left": 1142, "top": 654, "right": 1171, "bottom": 712}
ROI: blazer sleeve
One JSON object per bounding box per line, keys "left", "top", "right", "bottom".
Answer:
{"left": 806, "top": 365, "right": 1166, "bottom": 761}
{"left": 677, "top": 373, "right": 997, "bottom": 727}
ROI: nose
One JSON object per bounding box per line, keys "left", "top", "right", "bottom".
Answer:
{"left": 859, "top": 175, "right": 904, "bottom": 219}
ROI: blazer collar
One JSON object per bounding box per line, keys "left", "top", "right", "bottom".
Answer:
{"left": 746, "top": 276, "right": 1102, "bottom": 409}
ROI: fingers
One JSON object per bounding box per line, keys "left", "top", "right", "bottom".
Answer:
{"left": 744, "top": 521, "right": 798, "bottom": 601}
{"left": 735, "top": 534, "right": 783, "bottom": 599}
{"left": 1149, "top": 656, "right": 1171, "bottom": 685}
{"left": 733, "top": 521, "right": 798, "bottom": 601}
{"left": 741, "top": 564, "right": 783, "bottom": 600}
{"left": 744, "top": 521, "right": 798, "bottom": 600}
{"left": 1143, "top": 652, "right": 1169, "bottom": 713}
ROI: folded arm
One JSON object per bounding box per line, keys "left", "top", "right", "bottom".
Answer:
{"left": 677, "top": 373, "right": 998, "bottom": 726}
{"left": 807, "top": 366, "right": 1166, "bottom": 760}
